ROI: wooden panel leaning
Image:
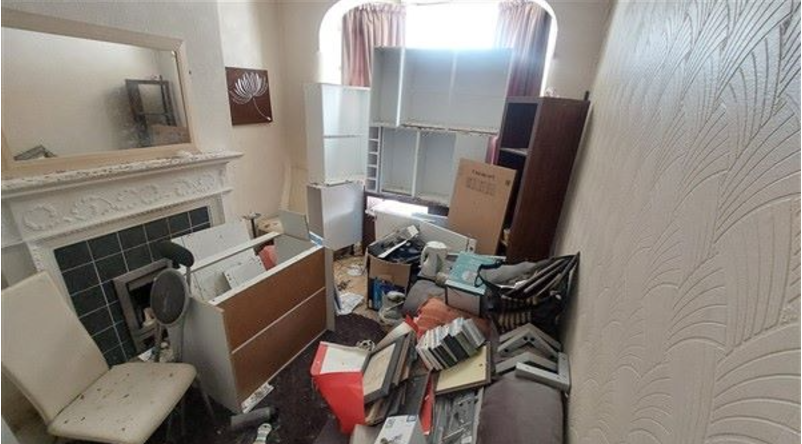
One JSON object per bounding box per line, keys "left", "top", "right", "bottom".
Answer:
{"left": 219, "top": 248, "right": 325, "bottom": 350}
{"left": 231, "top": 289, "right": 327, "bottom": 401}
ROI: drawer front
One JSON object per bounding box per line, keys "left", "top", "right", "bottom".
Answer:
{"left": 220, "top": 248, "right": 325, "bottom": 350}
{"left": 230, "top": 289, "right": 327, "bottom": 402}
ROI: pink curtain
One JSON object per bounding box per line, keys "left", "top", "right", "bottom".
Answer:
{"left": 494, "top": 1, "right": 552, "bottom": 97}
{"left": 342, "top": 3, "right": 406, "bottom": 87}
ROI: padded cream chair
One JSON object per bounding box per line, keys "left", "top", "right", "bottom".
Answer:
{"left": 1, "top": 272, "right": 197, "bottom": 444}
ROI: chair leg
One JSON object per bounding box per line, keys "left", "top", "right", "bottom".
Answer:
{"left": 164, "top": 408, "right": 174, "bottom": 443}
{"left": 179, "top": 396, "right": 187, "bottom": 438}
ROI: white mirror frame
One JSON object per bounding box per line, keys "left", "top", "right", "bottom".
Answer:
{"left": 1, "top": 8, "right": 199, "bottom": 178}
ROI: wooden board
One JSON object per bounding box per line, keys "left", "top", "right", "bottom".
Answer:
{"left": 435, "top": 345, "right": 490, "bottom": 395}
{"left": 220, "top": 248, "right": 325, "bottom": 350}
{"left": 230, "top": 289, "right": 327, "bottom": 402}
{"left": 507, "top": 98, "right": 589, "bottom": 262}
{"left": 447, "top": 160, "right": 516, "bottom": 254}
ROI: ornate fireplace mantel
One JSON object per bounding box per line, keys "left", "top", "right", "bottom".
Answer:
{"left": 1, "top": 151, "right": 242, "bottom": 287}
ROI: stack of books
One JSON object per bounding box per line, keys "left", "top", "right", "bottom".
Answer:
{"left": 415, "top": 318, "right": 485, "bottom": 371}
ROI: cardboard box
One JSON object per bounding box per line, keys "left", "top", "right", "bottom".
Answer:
{"left": 448, "top": 159, "right": 516, "bottom": 255}
{"left": 367, "top": 253, "right": 412, "bottom": 310}
{"left": 444, "top": 252, "right": 503, "bottom": 315}
{"left": 445, "top": 287, "right": 482, "bottom": 315}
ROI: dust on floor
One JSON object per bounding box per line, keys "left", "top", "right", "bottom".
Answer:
{"left": 333, "top": 254, "right": 382, "bottom": 325}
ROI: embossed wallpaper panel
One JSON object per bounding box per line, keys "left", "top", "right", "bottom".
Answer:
{"left": 556, "top": 1, "right": 800, "bottom": 443}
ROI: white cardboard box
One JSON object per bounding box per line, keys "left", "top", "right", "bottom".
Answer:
{"left": 373, "top": 415, "right": 426, "bottom": 444}
{"left": 445, "top": 287, "right": 483, "bottom": 315}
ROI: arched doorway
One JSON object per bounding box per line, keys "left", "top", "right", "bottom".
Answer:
{"left": 318, "top": 0, "right": 558, "bottom": 94}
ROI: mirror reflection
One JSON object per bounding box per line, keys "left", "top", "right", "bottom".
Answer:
{"left": 2, "top": 27, "right": 189, "bottom": 161}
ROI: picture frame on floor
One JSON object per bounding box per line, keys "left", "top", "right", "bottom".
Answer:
{"left": 362, "top": 335, "right": 405, "bottom": 403}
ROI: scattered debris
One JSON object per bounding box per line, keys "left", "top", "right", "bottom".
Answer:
{"left": 253, "top": 423, "right": 272, "bottom": 444}
{"left": 347, "top": 264, "right": 364, "bottom": 276}
{"left": 240, "top": 382, "right": 274, "bottom": 413}
{"left": 230, "top": 407, "right": 276, "bottom": 432}
{"left": 338, "top": 292, "right": 364, "bottom": 315}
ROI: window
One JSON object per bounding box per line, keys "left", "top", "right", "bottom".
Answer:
{"left": 405, "top": 3, "right": 499, "bottom": 50}
{"left": 319, "top": 0, "right": 557, "bottom": 86}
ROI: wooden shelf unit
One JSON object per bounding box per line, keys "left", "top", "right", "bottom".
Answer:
{"left": 496, "top": 97, "right": 590, "bottom": 263}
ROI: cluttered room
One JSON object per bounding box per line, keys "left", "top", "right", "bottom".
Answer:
{"left": 2, "top": 2, "right": 800, "bottom": 444}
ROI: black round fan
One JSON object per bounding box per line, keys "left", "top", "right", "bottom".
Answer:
{"left": 151, "top": 269, "right": 189, "bottom": 327}
{"left": 150, "top": 269, "right": 190, "bottom": 361}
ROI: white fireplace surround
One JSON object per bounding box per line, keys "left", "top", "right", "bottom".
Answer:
{"left": 1, "top": 151, "right": 242, "bottom": 298}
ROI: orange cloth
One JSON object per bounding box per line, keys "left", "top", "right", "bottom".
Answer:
{"left": 413, "top": 298, "right": 490, "bottom": 338}
{"left": 258, "top": 245, "right": 277, "bottom": 270}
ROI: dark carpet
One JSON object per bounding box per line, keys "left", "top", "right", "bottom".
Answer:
{"left": 142, "top": 314, "right": 385, "bottom": 444}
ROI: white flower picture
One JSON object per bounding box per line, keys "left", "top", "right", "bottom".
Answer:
{"left": 226, "top": 68, "right": 273, "bottom": 124}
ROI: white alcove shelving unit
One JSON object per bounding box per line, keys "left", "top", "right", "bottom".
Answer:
{"left": 365, "top": 47, "right": 512, "bottom": 206}
{"left": 304, "top": 48, "right": 511, "bottom": 208}
{"left": 304, "top": 83, "right": 371, "bottom": 185}
{"left": 373, "top": 127, "right": 490, "bottom": 206}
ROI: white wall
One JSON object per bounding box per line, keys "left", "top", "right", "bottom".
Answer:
{"left": 2, "top": 27, "right": 171, "bottom": 156}
{"left": 277, "top": 0, "right": 612, "bottom": 212}
{"left": 556, "top": 1, "right": 800, "bottom": 442}
{"left": 544, "top": 0, "right": 612, "bottom": 99}
{"left": 217, "top": 0, "right": 292, "bottom": 218}
{"left": 276, "top": 1, "right": 331, "bottom": 213}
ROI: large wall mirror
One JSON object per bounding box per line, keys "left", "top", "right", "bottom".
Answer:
{"left": 1, "top": 9, "right": 198, "bottom": 177}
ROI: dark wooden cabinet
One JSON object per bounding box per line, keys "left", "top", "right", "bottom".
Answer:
{"left": 495, "top": 97, "right": 590, "bottom": 263}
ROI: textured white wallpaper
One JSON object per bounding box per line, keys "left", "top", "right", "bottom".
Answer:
{"left": 557, "top": 1, "right": 800, "bottom": 443}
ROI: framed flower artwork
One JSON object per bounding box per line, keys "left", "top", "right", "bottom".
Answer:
{"left": 226, "top": 67, "right": 273, "bottom": 125}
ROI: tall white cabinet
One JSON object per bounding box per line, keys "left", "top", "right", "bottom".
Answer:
{"left": 304, "top": 84, "right": 369, "bottom": 249}
{"left": 304, "top": 83, "right": 371, "bottom": 185}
